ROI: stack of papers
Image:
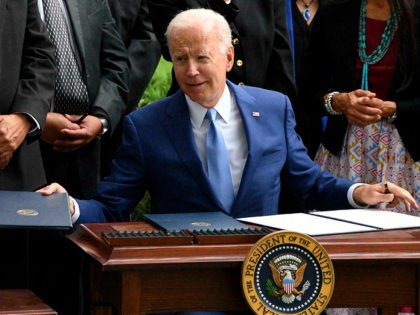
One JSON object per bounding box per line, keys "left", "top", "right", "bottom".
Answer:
{"left": 238, "top": 209, "right": 420, "bottom": 236}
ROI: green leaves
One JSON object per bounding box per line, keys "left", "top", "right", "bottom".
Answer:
{"left": 139, "top": 57, "right": 172, "bottom": 108}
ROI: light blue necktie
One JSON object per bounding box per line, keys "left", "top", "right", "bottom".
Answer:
{"left": 206, "top": 108, "right": 234, "bottom": 211}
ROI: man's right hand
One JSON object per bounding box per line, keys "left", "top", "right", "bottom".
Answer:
{"left": 37, "top": 183, "right": 75, "bottom": 216}
{"left": 0, "top": 113, "right": 32, "bottom": 169}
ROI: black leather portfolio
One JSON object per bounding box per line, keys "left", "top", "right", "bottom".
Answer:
{"left": 0, "top": 191, "right": 72, "bottom": 229}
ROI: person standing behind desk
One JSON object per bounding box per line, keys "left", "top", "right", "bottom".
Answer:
{"left": 108, "top": 0, "right": 161, "bottom": 112}
{"left": 38, "top": 0, "right": 129, "bottom": 199}
{"left": 0, "top": 0, "right": 56, "bottom": 290}
{"left": 148, "top": 0, "right": 297, "bottom": 102}
{"left": 292, "top": 0, "right": 322, "bottom": 159}
{"left": 302, "top": 1, "right": 420, "bottom": 314}
{"left": 29, "top": 1, "right": 129, "bottom": 314}
{"left": 304, "top": 0, "right": 420, "bottom": 213}
{"left": 102, "top": 0, "right": 161, "bottom": 177}
{"left": 0, "top": 0, "right": 55, "bottom": 193}
{"left": 278, "top": 0, "right": 325, "bottom": 214}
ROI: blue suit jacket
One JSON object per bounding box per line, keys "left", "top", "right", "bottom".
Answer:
{"left": 77, "top": 81, "right": 354, "bottom": 224}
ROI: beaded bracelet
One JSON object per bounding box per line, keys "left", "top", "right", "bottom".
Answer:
{"left": 324, "top": 91, "right": 341, "bottom": 115}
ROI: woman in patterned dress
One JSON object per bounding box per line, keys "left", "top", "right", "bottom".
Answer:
{"left": 302, "top": 0, "right": 419, "bottom": 313}
{"left": 302, "top": 0, "right": 420, "bottom": 215}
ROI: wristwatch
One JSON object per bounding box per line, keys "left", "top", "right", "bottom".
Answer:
{"left": 99, "top": 117, "right": 109, "bottom": 135}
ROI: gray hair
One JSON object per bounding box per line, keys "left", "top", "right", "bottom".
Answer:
{"left": 165, "top": 8, "right": 232, "bottom": 55}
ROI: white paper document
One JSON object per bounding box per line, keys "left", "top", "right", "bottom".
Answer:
{"left": 238, "top": 212, "right": 376, "bottom": 236}
{"left": 313, "top": 209, "right": 420, "bottom": 230}
{"left": 238, "top": 209, "right": 420, "bottom": 236}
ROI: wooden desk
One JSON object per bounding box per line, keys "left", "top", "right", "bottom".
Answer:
{"left": 68, "top": 222, "right": 420, "bottom": 315}
{"left": 0, "top": 289, "right": 57, "bottom": 315}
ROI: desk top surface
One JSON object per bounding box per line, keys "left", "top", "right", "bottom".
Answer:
{"left": 0, "top": 289, "right": 57, "bottom": 315}
{"left": 67, "top": 221, "right": 420, "bottom": 270}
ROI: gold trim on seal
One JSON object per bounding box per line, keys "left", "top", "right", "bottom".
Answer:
{"left": 242, "top": 231, "right": 334, "bottom": 315}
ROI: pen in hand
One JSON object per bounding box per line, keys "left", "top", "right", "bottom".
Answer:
{"left": 384, "top": 181, "right": 390, "bottom": 194}
{"left": 75, "top": 113, "right": 88, "bottom": 124}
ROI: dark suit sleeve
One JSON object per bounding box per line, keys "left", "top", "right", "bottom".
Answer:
{"left": 108, "top": 0, "right": 161, "bottom": 111}
{"left": 76, "top": 114, "right": 147, "bottom": 225}
{"left": 91, "top": 3, "right": 130, "bottom": 134}
{"left": 12, "top": 0, "right": 56, "bottom": 130}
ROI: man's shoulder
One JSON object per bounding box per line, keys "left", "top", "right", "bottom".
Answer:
{"left": 239, "top": 84, "right": 286, "bottom": 96}
{"left": 129, "top": 92, "right": 181, "bottom": 120}
{"left": 230, "top": 82, "right": 290, "bottom": 104}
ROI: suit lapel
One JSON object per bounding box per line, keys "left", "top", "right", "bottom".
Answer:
{"left": 63, "top": 0, "right": 86, "bottom": 71}
{"left": 227, "top": 82, "right": 265, "bottom": 210}
{"left": 162, "top": 91, "right": 224, "bottom": 209}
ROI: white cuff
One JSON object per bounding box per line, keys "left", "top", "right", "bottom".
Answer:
{"left": 348, "top": 183, "right": 370, "bottom": 208}
{"left": 71, "top": 197, "right": 80, "bottom": 224}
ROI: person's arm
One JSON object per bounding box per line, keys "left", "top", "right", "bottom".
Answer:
{"left": 90, "top": 2, "right": 129, "bottom": 136}
{"left": 352, "top": 181, "right": 418, "bottom": 211}
{"left": 38, "top": 113, "right": 149, "bottom": 226}
{"left": 278, "top": 94, "right": 418, "bottom": 212}
{"left": 0, "top": 0, "right": 56, "bottom": 169}
{"left": 12, "top": 0, "right": 56, "bottom": 130}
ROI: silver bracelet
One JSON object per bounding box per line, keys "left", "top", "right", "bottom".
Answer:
{"left": 387, "top": 112, "right": 397, "bottom": 123}
{"left": 324, "top": 91, "right": 341, "bottom": 115}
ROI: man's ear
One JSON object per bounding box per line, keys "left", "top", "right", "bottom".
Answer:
{"left": 226, "top": 45, "right": 234, "bottom": 72}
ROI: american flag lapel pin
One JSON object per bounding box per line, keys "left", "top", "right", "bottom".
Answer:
{"left": 252, "top": 111, "right": 260, "bottom": 117}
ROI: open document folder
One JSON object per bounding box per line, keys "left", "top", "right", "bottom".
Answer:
{"left": 0, "top": 191, "right": 72, "bottom": 229}
{"left": 238, "top": 209, "right": 420, "bottom": 236}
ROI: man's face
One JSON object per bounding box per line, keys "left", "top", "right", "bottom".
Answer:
{"left": 169, "top": 25, "right": 233, "bottom": 108}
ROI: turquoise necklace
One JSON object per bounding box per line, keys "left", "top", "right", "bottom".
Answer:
{"left": 358, "top": 0, "right": 401, "bottom": 90}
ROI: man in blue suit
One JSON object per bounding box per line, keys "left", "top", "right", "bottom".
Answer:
{"left": 40, "top": 8, "right": 417, "bottom": 226}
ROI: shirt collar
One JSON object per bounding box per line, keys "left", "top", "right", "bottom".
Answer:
{"left": 186, "top": 84, "right": 232, "bottom": 129}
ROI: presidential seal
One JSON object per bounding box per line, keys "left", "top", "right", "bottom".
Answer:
{"left": 17, "top": 209, "right": 39, "bottom": 216}
{"left": 242, "top": 231, "right": 334, "bottom": 315}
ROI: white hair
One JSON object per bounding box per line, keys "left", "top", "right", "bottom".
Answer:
{"left": 165, "top": 8, "right": 232, "bottom": 55}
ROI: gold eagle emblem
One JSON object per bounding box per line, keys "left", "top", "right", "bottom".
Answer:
{"left": 268, "top": 255, "right": 310, "bottom": 304}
